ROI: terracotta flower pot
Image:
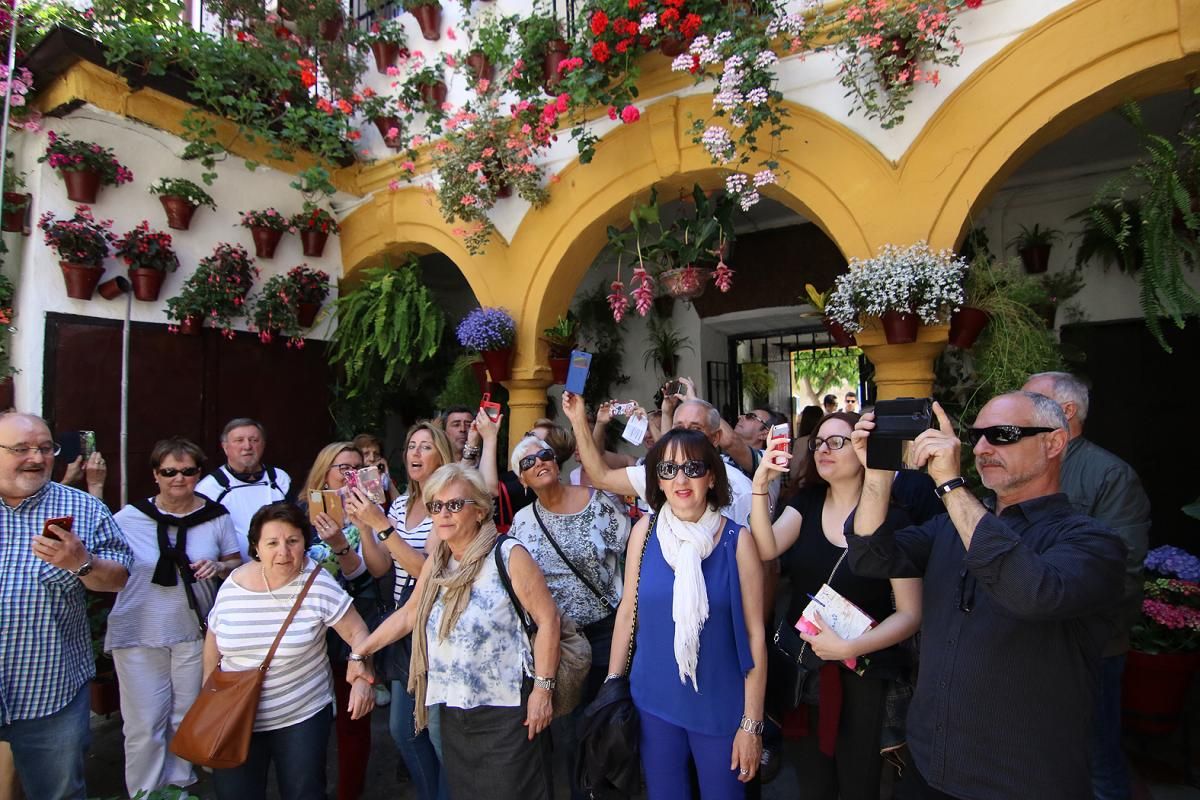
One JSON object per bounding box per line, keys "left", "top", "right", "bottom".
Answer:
{"left": 1122, "top": 650, "right": 1200, "bottom": 735}
{"left": 301, "top": 229, "right": 329, "bottom": 257}
{"left": 481, "top": 347, "right": 513, "bottom": 382}
{"left": 61, "top": 169, "right": 102, "bottom": 203}
{"left": 178, "top": 315, "right": 202, "bottom": 335}
{"left": 97, "top": 276, "right": 131, "bottom": 300}
{"left": 659, "top": 35, "right": 688, "bottom": 57}
{"left": 410, "top": 2, "right": 442, "bottom": 41}
{"left": 1019, "top": 244, "right": 1052, "bottom": 274}
{"left": 251, "top": 226, "right": 284, "bottom": 259}
{"left": 948, "top": 306, "right": 989, "bottom": 349}
{"left": 881, "top": 310, "right": 919, "bottom": 344}
{"left": 543, "top": 38, "right": 569, "bottom": 90}
{"left": 370, "top": 40, "right": 403, "bottom": 73}
{"left": 159, "top": 195, "right": 198, "bottom": 230}
{"left": 470, "top": 360, "right": 490, "bottom": 391}
{"left": 319, "top": 12, "right": 344, "bottom": 41}
{"left": 59, "top": 261, "right": 103, "bottom": 300}
{"left": 822, "top": 316, "right": 857, "bottom": 348}
{"left": 549, "top": 357, "right": 570, "bottom": 384}
{"left": 298, "top": 302, "right": 321, "bottom": 328}
{"left": 418, "top": 80, "right": 448, "bottom": 109}
{"left": 373, "top": 116, "right": 403, "bottom": 147}
{"left": 129, "top": 268, "right": 166, "bottom": 301}
{"left": 466, "top": 51, "right": 495, "bottom": 84}
{"left": 1, "top": 192, "right": 30, "bottom": 233}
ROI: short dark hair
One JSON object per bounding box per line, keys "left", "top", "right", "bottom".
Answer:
{"left": 844, "top": 391, "right": 858, "bottom": 401}
{"left": 822, "top": 394, "right": 837, "bottom": 406}
{"left": 352, "top": 433, "right": 384, "bottom": 452}
{"left": 221, "top": 418, "right": 265, "bottom": 441}
{"left": 247, "top": 501, "right": 308, "bottom": 561}
{"left": 643, "top": 429, "right": 730, "bottom": 513}
{"left": 442, "top": 405, "right": 474, "bottom": 420}
{"left": 149, "top": 437, "right": 207, "bottom": 471}
{"left": 802, "top": 412, "right": 862, "bottom": 488}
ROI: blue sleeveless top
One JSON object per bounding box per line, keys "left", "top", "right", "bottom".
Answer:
{"left": 630, "top": 516, "right": 754, "bottom": 736}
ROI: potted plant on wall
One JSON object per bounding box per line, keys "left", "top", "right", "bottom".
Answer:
{"left": 2, "top": 156, "right": 30, "bottom": 235}
{"left": 541, "top": 314, "right": 578, "bottom": 384}
{"left": 165, "top": 242, "right": 259, "bottom": 335}
{"left": 805, "top": 283, "right": 856, "bottom": 347}
{"left": 1008, "top": 224, "right": 1060, "bottom": 274}
{"left": 404, "top": 0, "right": 443, "bottom": 41}
{"left": 291, "top": 205, "right": 340, "bottom": 258}
{"left": 512, "top": 10, "right": 566, "bottom": 93}
{"left": 412, "top": 61, "right": 449, "bottom": 110}
{"left": 457, "top": 306, "right": 516, "bottom": 381}
{"left": 364, "top": 17, "right": 408, "bottom": 73}
{"left": 239, "top": 207, "right": 291, "bottom": 259}
{"left": 249, "top": 273, "right": 304, "bottom": 346}
{"left": 288, "top": 264, "right": 332, "bottom": 327}
{"left": 642, "top": 316, "right": 693, "bottom": 379}
{"left": 825, "top": 241, "right": 966, "bottom": 344}
{"left": 114, "top": 221, "right": 180, "bottom": 301}
{"left": 149, "top": 178, "right": 216, "bottom": 231}
{"left": 38, "top": 206, "right": 115, "bottom": 300}
{"left": 359, "top": 88, "right": 405, "bottom": 148}
{"left": 461, "top": 11, "right": 516, "bottom": 87}
{"left": 37, "top": 131, "right": 134, "bottom": 204}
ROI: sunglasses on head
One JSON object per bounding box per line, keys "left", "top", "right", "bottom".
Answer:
{"left": 966, "top": 425, "right": 1056, "bottom": 446}
{"left": 518, "top": 448, "right": 557, "bottom": 473}
{"left": 158, "top": 466, "right": 202, "bottom": 478}
{"left": 428, "top": 498, "right": 478, "bottom": 514}
{"left": 655, "top": 459, "right": 710, "bottom": 480}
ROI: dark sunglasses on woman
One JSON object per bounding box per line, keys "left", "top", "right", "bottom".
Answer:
{"left": 655, "top": 460, "right": 710, "bottom": 480}
{"left": 966, "top": 425, "right": 1055, "bottom": 446}
{"left": 428, "top": 498, "right": 478, "bottom": 514}
{"left": 518, "top": 448, "right": 557, "bottom": 473}
{"left": 157, "top": 466, "right": 202, "bottom": 477}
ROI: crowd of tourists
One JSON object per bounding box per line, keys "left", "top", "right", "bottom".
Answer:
{"left": 0, "top": 368, "right": 1150, "bottom": 800}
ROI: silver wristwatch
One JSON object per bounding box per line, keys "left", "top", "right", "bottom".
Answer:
{"left": 70, "top": 556, "right": 94, "bottom": 577}
{"left": 533, "top": 675, "right": 556, "bottom": 691}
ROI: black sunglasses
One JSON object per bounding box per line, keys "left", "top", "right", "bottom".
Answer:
{"left": 966, "top": 425, "right": 1055, "bottom": 446}
{"left": 518, "top": 448, "right": 557, "bottom": 472}
{"left": 656, "top": 459, "right": 710, "bottom": 480}
{"left": 158, "top": 466, "right": 202, "bottom": 478}
{"left": 428, "top": 498, "right": 478, "bottom": 514}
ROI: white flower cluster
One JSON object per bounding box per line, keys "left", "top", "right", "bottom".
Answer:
{"left": 701, "top": 126, "right": 735, "bottom": 163}
{"left": 639, "top": 12, "right": 657, "bottom": 33}
{"left": 824, "top": 242, "right": 966, "bottom": 332}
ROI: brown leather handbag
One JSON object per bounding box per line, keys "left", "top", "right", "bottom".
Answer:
{"left": 170, "top": 566, "right": 322, "bottom": 769}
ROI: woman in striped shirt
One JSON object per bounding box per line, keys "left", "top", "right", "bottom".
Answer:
{"left": 205, "top": 502, "right": 376, "bottom": 800}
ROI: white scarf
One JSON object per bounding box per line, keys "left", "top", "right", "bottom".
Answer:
{"left": 655, "top": 504, "right": 722, "bottom": 690}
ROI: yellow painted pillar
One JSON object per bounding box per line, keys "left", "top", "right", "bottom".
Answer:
{"left": 505, "top": 377, "right": 554, "bottom": 451}
{"left": 855, "top": 320, "right": 950, "bottom": 400}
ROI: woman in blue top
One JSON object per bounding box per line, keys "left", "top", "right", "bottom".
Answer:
{"left": 605, "top": 429, "right": 767, "bottom": 799}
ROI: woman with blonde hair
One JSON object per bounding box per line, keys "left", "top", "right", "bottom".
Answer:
{"left": 350, "top": 463, "right": 561, "bottom": 800}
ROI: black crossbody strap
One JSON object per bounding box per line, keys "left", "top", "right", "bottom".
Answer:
{"left": 531, "top": 501, "right": 616, "bottom": 611}
{"left": 623, "top": 513, "right": 655, "bottom": 675}
{"left": 493, "top": 534, "right": 536, "bottom": 642}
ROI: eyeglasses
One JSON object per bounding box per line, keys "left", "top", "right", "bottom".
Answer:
{"left": 966, "top": 425, "right": 1056, "bottom": 446}
{"left": 655, "top": 459, "right": 710, "bottom": 480}
{"left": 808, "top": 435, "right": 851, "bottom": 452}
{"left": 0, "top": 443, "right": 61, "bottom": 457}
{"left": 518, "top": 448, "right": 557, "bottom": 473}
{"left": 157, "top": 466, "right": 202, "bottom": 478}
{"left": 741, "top": 413, "right": 770, "bottom": 431}
{"left": 331, "top": 463, "right": 359, "bottom": 473}
{"left": 428, "top": 498, "right": 478, "bottom": 514}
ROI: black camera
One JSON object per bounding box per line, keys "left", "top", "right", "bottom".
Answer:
{"left": 867, "top": 398, "right": 934, "bottom": 471}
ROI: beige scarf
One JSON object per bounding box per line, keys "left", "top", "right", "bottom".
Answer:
{"left": 407, "top": 520, "right": 499, "bottom": 731}
{"left": 655, "top": 505, "right": 722, "bottom": 690}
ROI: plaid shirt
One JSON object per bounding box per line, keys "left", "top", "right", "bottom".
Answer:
{"left": 0, "top": 482, "right": 132, "bottom": 725}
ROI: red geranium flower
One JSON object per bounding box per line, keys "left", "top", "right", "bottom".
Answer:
{"left": 590, "top": 9, "right": 610, "bottom": 35}
{"left": 592, "top": 41, "right": 611, "bottom": 63}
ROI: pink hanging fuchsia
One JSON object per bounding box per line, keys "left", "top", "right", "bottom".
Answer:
{"left": 713, "top": 258, "right": 734, "bottom": 293}
{"left": 631, "top": 267, "right": 655, "bottom": 316}
{"left": 608, "top": 280, "right": 631, "bottom": 323}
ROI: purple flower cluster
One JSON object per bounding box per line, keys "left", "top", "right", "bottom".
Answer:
{"left": 1146, "top": 545, "right": 1200, "bottom": 583}
{"left": 456, "top": 306, "right": 515, "bottom": 351}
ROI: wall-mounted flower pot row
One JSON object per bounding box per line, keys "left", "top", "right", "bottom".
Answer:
{"left": 249, "top": 226, "right": 331, "bottom": 259}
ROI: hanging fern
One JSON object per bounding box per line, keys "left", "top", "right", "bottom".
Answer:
{"left": 327, "top": 256, "right": 445, "bottom": 397}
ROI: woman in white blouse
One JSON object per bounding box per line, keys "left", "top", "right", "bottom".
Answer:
{"left": 351, "top": 464, "right": 561, "bottom": 800}
{"left": 205, "top": 502, "right": 375, "bottom": 800}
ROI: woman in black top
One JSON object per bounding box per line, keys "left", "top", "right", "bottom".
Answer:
{"left": 749, "top": 412, "right": 921, "bottom": 800}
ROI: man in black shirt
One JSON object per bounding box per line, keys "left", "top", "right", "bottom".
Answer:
{"left": 846, "top": 392, "right": 1124, "bottom": 800}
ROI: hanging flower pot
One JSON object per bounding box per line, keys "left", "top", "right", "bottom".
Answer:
{"left": 1122, "top": 650, "right": 1200, "bottom": 735}
{"left": 97, "top": 276, "right": 131, "bottom": 300}
{"left": 128, "top": 268, "right": 166, "bottom": 302}
{"left": 319, "top": 12, "right": 344, "bottom": 41}
{"left": 948, "top": 306, "right": 989, "bottom": 349}
{"left": 251, "top": 226, "right": 284, "bottom": 259}
{"left": 410, "top": 2, "right": 442, "bottom": 41}
{"left": 660, "top": 266, "right": 713, "bottom": 300}
{"left": 470, "top": 360, "right": 490, "bottom": 391}
{"left": 549, "top": 357, "right": 570, "bottom": 385}
{"left": 373, "top": 116, "right": 404, "bottom": 148}
{"left": 159, "top": 195, "right": 198, "bottom": 231}
{"left": 659, "top": 35, "right": 689, "bottom": 57}
{"left": 370, "top": 41, "right": 403, "bottom": 73}
{"left": 1, "top": 192, "right": 30, "bottom": 234}
{"left": 59, "top": 261, "right": 104, "bottom": 300}
{"left": 301, "top": 230, "right": 329, "bottom": 258}
{"left": 418, "top": 80, "right": 448, "bottom": 109}
{"left": 480, "top": 347, "right": 513, "bottom": 382}
{"left": 880, "top": 310, "right": 919, "bottom": 344}
{"left": 297, "top": 302, "right": 321, "bottom": 328}
{"left": 1019, "top": 245, "right": 1051, "bottom": 274}
{"left": 543, "top": 38, "right": 569, "bottom": 90}
{"left": 61, "top": 169, "right": 102, "bottom": 204}
{"left": 822, "top": 316, "right": 857, "bottom": 348}
{"left": 466, "top": 51, "right": 495, "bottom": 84}
{"left": 178, "top": 315, "right": 202, "bottom": 335}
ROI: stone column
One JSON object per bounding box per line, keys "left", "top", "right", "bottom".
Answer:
{"left": 855, "top": 320, "right": 950, "bottom": 400}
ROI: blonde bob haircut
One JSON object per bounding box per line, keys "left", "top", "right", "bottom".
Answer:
{"left": 303, "top": 442, "right": 361, "bottom": 496}
{"left": 422, "top": 462, "right": 494, "bottom": 520}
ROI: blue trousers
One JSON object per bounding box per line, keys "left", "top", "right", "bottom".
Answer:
{"left": 1090, "top": 654, "right": 1131, "bottom": 800}
{"left": 639, "top": 709, "right": 745, "bottom": 800}
{"left": 0, "top": 681, "right": 91, "bottom": 800}
{"left": 211, "top": 704, "right": 332, "bottom": 800}
{"left": 390, "top": 680, "right": 446, "bottom": 800}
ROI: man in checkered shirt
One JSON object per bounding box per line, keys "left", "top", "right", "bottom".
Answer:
{"left": 0, "top": 412, "right": 133, "bottom": 800}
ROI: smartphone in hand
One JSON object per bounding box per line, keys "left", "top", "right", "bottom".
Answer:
{"left": 42, "top": 516, "right": 74, "bottom": 541}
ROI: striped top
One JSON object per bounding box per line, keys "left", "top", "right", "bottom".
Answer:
{"left": 388, "top": 494, "right": 432, "bottom": 606}
{"left": 208, "top": 560, "right": 351, "bottom": 732}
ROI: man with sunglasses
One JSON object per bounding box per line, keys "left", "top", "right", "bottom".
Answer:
{"left": 844, "top": 393, "right": 1125, "bottom": 800}
{"left": 1024, "top": 371, "right": 1150, "bottom": 800}
{"left": 0, "top": 412, "right": 133, "bottom": 799}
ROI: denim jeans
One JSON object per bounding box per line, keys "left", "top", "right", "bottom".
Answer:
{"left": 211, "top": 704, "right": 332, "bottom": 800}
{"left": 0, "top": 682, "right": 91, "bottom": 800}
{"left": 1090, "top": 654, "right": 1132, "bottom": 800}
{"left": 390, "top": 680, "right": 445, "bottom": 800}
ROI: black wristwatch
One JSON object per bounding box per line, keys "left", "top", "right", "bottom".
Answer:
{"left": 334, "top": 544, "right": 352, "bottom": 556}
{"left": 376, "top": 525, "right": 395, "bottom": 541}
{"left": 935, "top": 477, "right": 968, "bottom": 498}
{"left": 71, "top": 556, "right": 94, "bottom": 577}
